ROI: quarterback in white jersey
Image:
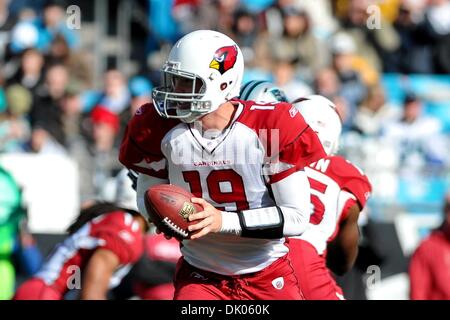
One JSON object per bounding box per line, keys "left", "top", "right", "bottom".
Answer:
{"left": 119, "top": 30, "right": 326, "bottom": 300}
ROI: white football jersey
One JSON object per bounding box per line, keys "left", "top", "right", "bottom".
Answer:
{"left": 292, "top": 156, "right": 372, "bottom": 255}
{"left": 120, "top": 100, "right": 325, "bottom": 275}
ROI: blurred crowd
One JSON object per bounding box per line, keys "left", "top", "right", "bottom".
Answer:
{"left": 1, "top": 0, "right": 450, "bottom": 207}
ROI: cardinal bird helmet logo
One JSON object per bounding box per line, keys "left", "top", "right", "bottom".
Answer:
{"left": 209, "top": 45, "right": 238, "bottom": 75}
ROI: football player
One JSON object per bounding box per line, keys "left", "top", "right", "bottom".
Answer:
{"left": 13, "top": 169, "right": 147, "bottom": 300}
{"left": 240, "top": 82, "right": 372, "bottom": 299}
{"left": 289, "top": 95, "right": 372, "bottom": 300}
{"left": 119, "top": 30, "right": 326, "bottom": 300}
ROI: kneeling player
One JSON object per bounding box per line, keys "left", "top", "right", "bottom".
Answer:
{"left": 13, "top": 170, "right": 147, "bottom": 300}
{"left": 240, "top": 83, "right": 372, "bottom": 299}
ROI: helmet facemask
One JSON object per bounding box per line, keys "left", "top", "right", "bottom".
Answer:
{"left": 152, "top": 63, "right": 211, "bottom": 123}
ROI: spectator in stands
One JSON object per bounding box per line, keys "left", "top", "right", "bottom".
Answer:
{"left": 380, "top": 93, "right": 447, "bottom": 174}
{"left": 409, "top": 192, "right": 450, "bottom": 299}
{"left": 392, "top": 1, "right": 435, "bottom": 73}
{"left": 230, "top": 8, "right": 260, "bottom": 67}
{"left": 90, "top": 105, "right": 120, "bottom": 152}
{"left": 314, "top": 67, "right": 341, "bottom": 100}
{"left": 425, "top": 0, "right": 450, "bottom": 73}
{"left": 267, "top": 6, "right": 326, "bottom": 82}
{"left": 0, "top": 0, "right": 18, "bottom": 62}
{"left": 172, "top": 0, "right": 199, "bottom": 35}
{"left": 29, "top": 63, "right": 69, "bottom": 153}
{"left": 46, "top": 34, "right": 92, "bottom": 88}
{"left": 339, "top": 0, "right": 400, "bottom": 72}
{"left": 215, "top": 0, "right": 242, "bottom": 35}
{"left": 74, "top": 106, "right": 122, "bottom": 202}
{"left": 341, "top": 84, "right": 400, "bottom": 193}
{"left": 0, "top": 84, "right": 32, "bottom": 152}
{"left": 96, "top": 70, "right": 130, "bottom": 115}
{"left": 313, "top": 67, "right": 353, "bottom": 131}
{"left": 330, "top": 31, "right": 379, "bottom": 87}
{"left": 7, "top": 7, "right": 39, "bottom": 55}
{"left": 272, "top": 59, "right": 313, "bottom": 101}
{"left": 330, "top": 32, "right": 367, "bottom": 127}
{"left": 171, "top": 0, "right": 240, "bottom": 41}
{"left": 264, "top": 0, "right": 302, "bottom": 37}
{"left": 7, "top": 48, "right": 44, "bottom": 96}
{"left": 295, "top": 0, "right": 338, "bottom": 38}
{"left": 60, "top": 85, "right": 83, "bottom": 147}
{"left": 352, "top": 84, "right": 399, "bottom": 137}
{"left": 35, "top": 2, "right": 79, "bottom": 52}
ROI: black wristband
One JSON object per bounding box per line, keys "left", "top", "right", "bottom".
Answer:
{"left": 237, "top": 206, "right": 284, "bottom": 239}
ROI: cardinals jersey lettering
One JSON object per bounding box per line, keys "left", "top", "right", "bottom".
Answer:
{"left": 36, "top": 211, "right": 143, "bottom": 293}
{"left": 295, "top": 155, "right": 372, "bottom": 255}
{"left": 120, "top": 100, "right": 325, "bottom": 275}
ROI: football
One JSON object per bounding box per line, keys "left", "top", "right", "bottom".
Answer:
{"left": 144, "top": 184, "right": 202, "bottom": 240}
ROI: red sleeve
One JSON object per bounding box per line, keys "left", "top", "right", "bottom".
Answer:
{"left": 91, "top": 212, "right": 144, "bottom": 265}
{"left": 96, "top": 230, "right": 143, "bottom": 265}
{"left": 328, "top": 156, "right": 372, "bottom": 209}
{"left": 238, "top": 101, "right": 326, "bottom": 184}
{"left": 269, "top": 125, "right": 327, "bottom": 183}
{"left": 119, "top": 103, "right": 179, "bottom": 179}
{"left": 409, "top": 241, "right": 432, "bottom": 300}
{"left": 342, "top": 177, "right": 371, "bottom": 209}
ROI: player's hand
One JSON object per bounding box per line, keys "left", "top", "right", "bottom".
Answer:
{"left": 188, "top": 198, "right": 222, "bottom": 240}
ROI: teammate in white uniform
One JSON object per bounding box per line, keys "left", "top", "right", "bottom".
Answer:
{"left": 119, "top": 30, "right": 326, "bottom": 300}
{"left": 240, "top": 83, "right": 372, "bottom": 299}
{"left": 289, "top": 95, "right": 372, "bottom": 300}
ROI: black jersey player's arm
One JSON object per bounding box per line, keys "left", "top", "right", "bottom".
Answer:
{"left": 81, "top": 249, "right": 120, "bottom": 300}
{"left": 326, "top": 203, "right": 361, "bottom": 275}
